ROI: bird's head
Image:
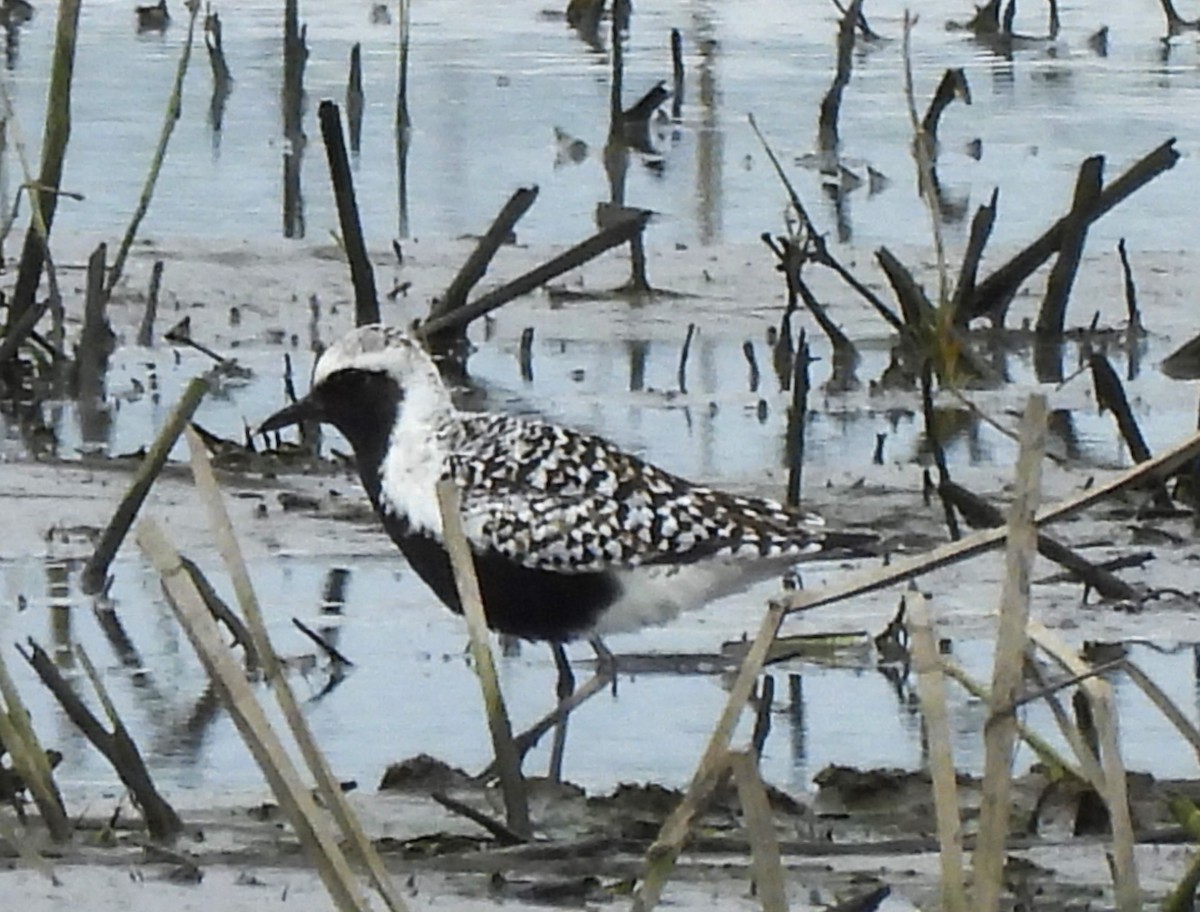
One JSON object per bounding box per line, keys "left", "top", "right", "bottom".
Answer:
{"left": 259, "top": 325, "right": 450, "bottom": 452}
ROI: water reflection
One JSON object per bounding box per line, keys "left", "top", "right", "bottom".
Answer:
{"left": 281, "top": 0, "right": 307, "bottom": 239}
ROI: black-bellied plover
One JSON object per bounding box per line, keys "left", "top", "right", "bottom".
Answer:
{"left": 261, "top": 324, "right": 876, "bottom": 643}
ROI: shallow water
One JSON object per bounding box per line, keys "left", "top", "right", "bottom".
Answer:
{"left": 0, "top": 0, "right": 1196, "bottom": 250}
{"left": 1, "top": 0, "right": 1200, "bottom": 803}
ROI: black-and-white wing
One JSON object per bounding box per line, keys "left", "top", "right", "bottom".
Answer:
{"left": 446, "top": 414, "right": 840, "bottom": 573}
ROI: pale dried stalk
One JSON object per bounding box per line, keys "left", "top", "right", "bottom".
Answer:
{"left": 905, "top": 590, "right": 966, "bottom": 912}
{"left": 902, "top": 12, "right": 949, "bottom": 310}
{"left": 774, "top": 428, "right": 1200, "bottom": 615}
{"left": 940, "top": 660, "right": 1083, "bottom": 781}
{"left": 972, "top": 394, "right": 1046, "bottom": 912}
{"left": 1029, "top": 620, "right": 1140, "bottom": 912}
{"left": 185, "top": 428, "right": 410, "bottom": 912}
{"left": 634, "top": 427, "right": 1200, "bottom": 910}
{"left": 136, "top": 518, "right": 371, "bottom": 912}
{"left": 0, "top": 650, "right": 70, "bottom": 840}
{"left": 632, "top": 603, "right": 787, "bottom": 912}
{"left": 730, "top": 750, "right": 788, "bottom": 912}
{"left": 435, "top": 479, "right": 530, "bottom": 837}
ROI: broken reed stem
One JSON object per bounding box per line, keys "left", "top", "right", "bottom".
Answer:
{"left": 729, "top": 750, "right": 788, "bottom": 912}
{"left": 185, "top": 429, "right": 410, "bottom": 912}
{"left": 318, "top": 100, "right": 379, "bottom": 327}
{"left": 970, "top": 139, "right": 1179, "bottom": 324}
{"left": 435, "top": 479, "right": 530, "bottom": 838}
{"left": 105, "top": 0, "right": 200, "bottom": 298}
{"left": 902, "top": 13, "right": 950, "bottom": 312}
{"left": 939, "top": 660, "right": 1082, "bottom": 781}
{"left": 71, "top": 642, "right": 183, "bottom": 839}
{"left": 476, "top": 668, "right": 611, "bottom": 779}
{"left": 1117, "top": 238, "right": 1143, "bottom": 332}
{"left": 631, "top": 603, "right": 787, "bottom": 912}
{"left": 904, "top": 590, "right": 966, "bottom": 912}
{"left": 0, "top": 650, "right": 70, "bottom": 841}
{"left": 670, "top": 28, "right": 683, "bottom": 120}
{"left": 137, "top": 518, "right": 372, "bottom": 912}
{"left": 633, "top": 430, "right": 1200, "bottom": 907}
{"left": 395, "top": 0, "right": 411, "bottom": 130}
{"left": 677, "top": 323, "right": 695, "bottom": 393}
{"left": 1029, "top": 621, "right": 1140, "bottom": 911}
{"left": 785, "top": 330, "right": 809, "bottom": 508}
{"left": 817, "top": 0, "right": 861, "bottom": 154}
{"left": 939, "top": 480, "right": 1136, "bottom": 601}
{"left": 427, "top": 186, "right": 540, "bottom": 338}
{"left": 775, "top": 427, "right": 1200, "bottom": 615}
{"left": 1035, "top": 155, "right": 1103, "bottom": 336}
{"left": 137, "top": 260, "right": 164, "bottom": 346}
{"left": 418, "top": 211, "right": 650, "bottom": 338}
{"left": 972, "top": 394, "right": 1045, "bottom": 912}
{"left": 81, "top": 374, "right": 210, "bottom": 594}
{"left": 3, "top": 0, "right": 80, "bottom": 336}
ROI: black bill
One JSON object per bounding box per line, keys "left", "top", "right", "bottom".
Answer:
{"left": 259, "top": 395, "right": 319, "bottom": 433}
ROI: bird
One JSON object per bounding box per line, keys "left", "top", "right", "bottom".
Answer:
{"left": 260, "top": 325, "right": 877, "bottom": 646}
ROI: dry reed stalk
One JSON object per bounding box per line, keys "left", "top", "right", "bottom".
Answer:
{"left": 136, "top": 518, "right": 371, "bottom": 912}
{"left": 3, "top": 0, "right": 80, "bottom": 338}
{"left": 729, "top": 750, "right": 788, "bottom": 912}
{"left": 0, "top": 650, "right": 70, "bottom": 841}
{"left": 972, "top": 394, "right": 1046, "bottom": 912}
{"left": 635, "top": 428, "right": 1200, "bottom": 909}
{"left": 775, "top": 427, "right": 1200, "bottom": 615}
{"left": 940, "top": 660, "right": 1082, "bottom": 781}
{"left": 70, "top": 642, "right": 182, "bottom": 839}
{"left": 395, "top": 0, "right": 411, "bottom": 131}
{"left": 81, "top": 374, "right": 210, "bottom": 594}
{"left": 435, "top": 479, "right": 530, "bottom": 838}
{"left": 901, "top": 12, "right": 949, "bottom": 312}
{"left": 105, "top": 0, "right": 200, "bottom": 297}
{"left": 1029, "top": 620, "right": 1140, "bottom": 911}
{"left": 184, "top": 428, "right": 410, "bottom": 912}
{"left": 904, "top": 590, "right": 966, "bottom": 912}
{"left": 632, "top": 603, "right": 786, "bottom": 912}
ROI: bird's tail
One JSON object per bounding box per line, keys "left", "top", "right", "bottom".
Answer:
{"left": 814, "top": 530, "right": 880, "bottom": 560}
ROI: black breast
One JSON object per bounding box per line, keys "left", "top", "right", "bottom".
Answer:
{"left": 377, "top": 512, "right": 620, "bottom": 642}
{"left": 318, "top": 367, "right": 621, "bottom": 641}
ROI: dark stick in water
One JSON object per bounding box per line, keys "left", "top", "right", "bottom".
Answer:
{"left": 318, "top": 100, "right": 379, "bottom": 327}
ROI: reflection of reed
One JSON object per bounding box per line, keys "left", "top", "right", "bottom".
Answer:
{"left": 695, "top": 20, "right": 720, "bottom": 244}
{"left": 282, "top": 0, "right": 307, "bottom": 238}
{"left": 346, "top": 43, "right": 364, "bottom": 155}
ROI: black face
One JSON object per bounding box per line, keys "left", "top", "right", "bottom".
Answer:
{"left": 260, "top": 368, "right": 404, "bottom": 485}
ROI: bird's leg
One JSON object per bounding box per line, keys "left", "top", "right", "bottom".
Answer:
{"left": 589, "top": 635, "right": 618, "bottom": 696}
{"left": 547, "top": 643, "right": 575, "bottom": 782}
